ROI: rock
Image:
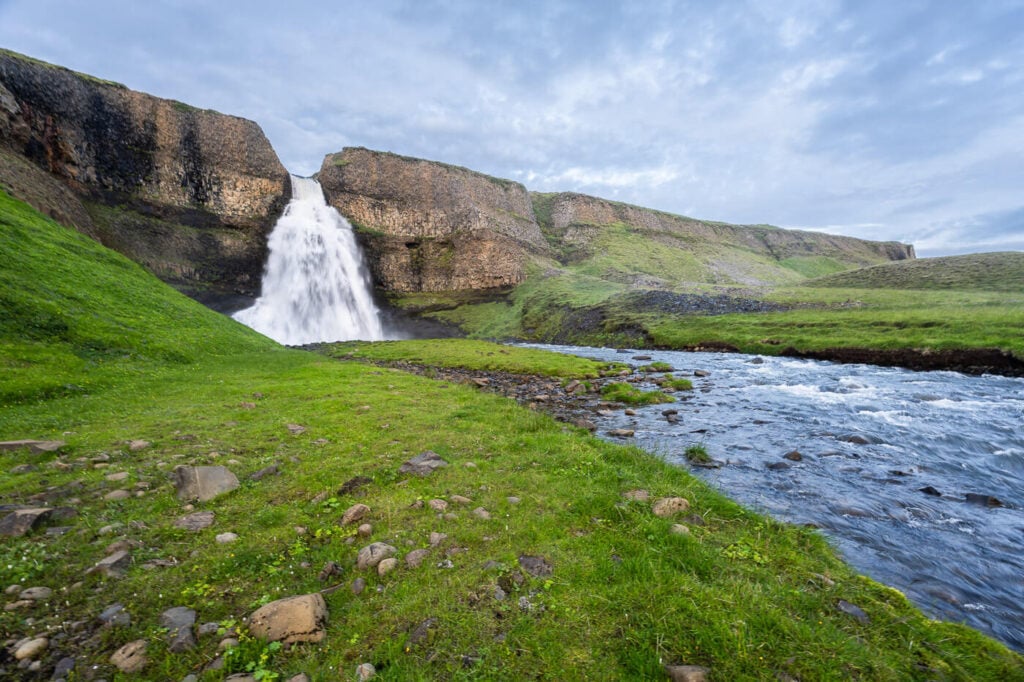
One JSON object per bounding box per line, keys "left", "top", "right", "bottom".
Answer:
{"left": 4, "top": 599, "right": 32, "bottom": 610}
{"left": 288, "top": 675, "right": 311, "bottom": 682}
{"left": 632, "top": 355, "right": 652, "bottom": 361}
{"left": 507, "top": 496, "right": 521, "bottom": 505}
{"left": 174, "top": 511, "right": 216, "bottom": 531}
{"left": 357, "top": 523, "right": 372, "bottom": 538}
{"left": 837, "top": 599, "right": 870, "bottom": 624}
{"left": 250, "top": 465, "right": 279, "bottom": 481}
{"left": 623, "top": 489, "right": 650, "bottom": 502}
{"left": 172, "top": 465, "right": 239, "bottom": 502}
{"left": 472, "top": 507, "right": 491, "bottom": 520}
{"left": 0, "top": 440, "right": 63, "bottom": 453}
{"left": 429, "top": 532, "right": 447, "bottom": 546}
{"left": 428, "top": 499, "right": 448, "bottom": 512}
{"left": 839, "top": 434, "right": 872, "bottom": 445}
{"left": 337, "top": 475, "right": 373, "bottom": 495}
{"left": 920, "top": 486, "right": 943, "bottom": 497}
{"left": 216, "top": 532, "right": 239, "bottom": 543}
{"left": 104, "top": 489, "right": 132, "bottom": 501}
{"left": 665, "top": 664, "right": 711, "bottom": 681}
{"left": 670, "top": 524, "right": 691, "bottom": 535}
{"left": 106, "top": 471, "right": 130, "bottom": 482}
{"left": 451, "top": 495, "right": 472, "bottom": 505}
{"left": 88, "top": 550, "right": 131, "bottom": 578}
{"left": 357, "top": 543, "right": 397, "bottom": 570}
{"left": 573, "top": 418, "right": 597, "bottom": 432}
{"left": 286, "top": 423, "right": 306, "bottom": 435}
{"left": 749, "top": 356, "right": 765, "bottom": 364}
{"left": 53, "top": 656, "right": 75, "bottom": 678}
{"left": 249, "top": 594, "right": 328, "bottom": 644}
{"left": 98, "top": 603, "right": 131, "bottom": 627}
{"left": 110, "top": 639, "right": 147, "bottom": 673}
{"left": 693, "top": 370, "right": 711, "bottom": 378}
{"left": 351, "top": 578, "right": 366, "bottom": 595}
{"left": 624, "top": 408, "right": 637, "bottom": 416}
{"left": 341, "top": 503, "right": 371, "bottom": 525}
{"left": 766, "top": 461, "right": 791, "bottom": 471}
{"left": 355, "top": 662, "right": 377, "bottom": 680}
{"left": 518, "top": 555, "right": 553, "bottom": 577}
{"left": 472, "top": 377, "right": 490, "bottom": 387}
{"left": 0, "top": 507, "right": 54, "bottom": 537}
{"left": 128, "top": 440, "right": 150, "bottom": 451}
{"left": 783, "top": 450, "right": 803, "bottom": 461}
{"left": 608, "top": 429, "right": 635, "bottom": 438}
{"left": 14, "top": 636, "right": 47, "bottom": 660}
{"left": 652, "top": 497, "right": 691, "bottom": 518}
{"left": 10, "top": 463, "right": 37, "bottom": 474}
{"left": 225, "top": 675, "right": 257, "bottom": 682}
{"left": 405, "top": 549, "right": 430, "bottom": 568}
{"left": 5, "top": 584, "right": 22, "bottom": 595}
{"left": 408, "top": 617, "right": 438, "bottom": 646}
{"left": 199, "top": 622, "right": 221, "bottom": 637}
{"left": 19, "top": 586, "right": 51, "bottom": 601}
{"left": 399, "top": 451, "right": 449, "bottom": 476}
{"left": 965, "top": 493, "right": 1004, "bottom": 507}
{"left": 377, "top": 558, "right": 398, "bottom": 576}
{"left": 161, "top": 606, "right": 197, "bottom": 652}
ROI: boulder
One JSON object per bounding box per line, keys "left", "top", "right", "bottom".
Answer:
{"left": 88, "top": 549, "right": 132, "bottom": 578}
{"left": 174, "top": 511, "right": 216, "bottom": 531}
{"left": 0, "top": 439, "right": 64, "bottom": 453}
{"left": 652, "top": 497, "right": 691, "bottom": 518}
{"left": 0, "top": 507, "right": 53, "bottom": 537}
{"left": 161, "top": 606, "right": 197, "bottom": 652}
{"left": 341, "top": 503, "right": 371, "bottom": 525}
{"left": 398, "top": 451, "right": 449, "bottom": 476}
{"left": 249, "top": 594, "right": 328, "bottom": 644}
{"left": 173, "top": 465, "right": 239, "bottom": 502}
{"left": 357, "top": 543, "right": 397, "bottom": 570}
{"left": 110, "top": 639, "right": 147, "bottom": 673}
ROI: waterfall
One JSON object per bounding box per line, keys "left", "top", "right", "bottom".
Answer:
{"left": 233, "top": 175, "right": 385, "bottom": 344}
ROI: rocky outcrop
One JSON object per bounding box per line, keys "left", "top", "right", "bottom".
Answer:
{"left": 318, "top": 147, "right": 547, "bottom": 293}
{"left": 0, "top": 49, "right": 289, "bottom": 301}
{"left": 536, "top": 191, "right": 914, "bottom": 267}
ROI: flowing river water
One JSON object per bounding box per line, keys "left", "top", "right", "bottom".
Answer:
{"left": 527, "top": 344, "right": 1024, "bottom": 650}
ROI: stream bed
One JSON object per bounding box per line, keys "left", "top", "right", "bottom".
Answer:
{"left": 528, "top": 344, "right": 1024, "bottom": 650}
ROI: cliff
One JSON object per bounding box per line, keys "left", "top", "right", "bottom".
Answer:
{"left": 0, "top": 49, "right": 289, "bottom": 301}
{"left": 318, "top": 147, "right": 547, "bottom": 293}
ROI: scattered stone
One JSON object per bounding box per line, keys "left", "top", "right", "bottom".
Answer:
{"left": 684, "top": 514, "right": 706, "bottom": 527}
{"left": 463, "top": 462, "right": 477, "bottom": 469}
{"left": 128, "top": 440, "right": 150, "bottom": 452}
{"left": 250, "top": 465, "right": 279, "bottom": 481}
{"left": 437, "top": 559, "right": 455, "bottom": 569}
{"left": 5, "top": 584, "right": 21, "bottom": 595}
{"left": 377, "top": 558, "right": 398, "bottom": 576}
{"left": 318, "top": 561, "right": 343, "bottom": 582}
{"left": 288, "top": 674, "right": 311, "bottom": 682}
{"left": 14, "top": 636, "right": 47, "bottom": 660}
{"left": 632, "top": 355, "right": 652, "bottom": 361}
{"left": 399, "top": 451, "right": 449, "bottom": 476}
{"left": 10, "top": 464, "right": 37, "bottom": 474}
{"left": 965, "top": 493, "right": 1004, "bottom": 507}
{"left": 53, "top": 656, "right": 75, "bottom": 679}
{"left": 249, "top": 593, "right": 328, "bottom": 644}
{"left": 98, "top": 603, "right": 131, "bottom": 627}
{"left": 351, "top": 578, "right": 366, "bottom": 595}
{"left": 623, "top": 489, "right": 650, "bottom": 502}
{"left": 310, "top": 491, "right": 329, "bottom": 505}
{"left": 4, "top": 599, "right": 32, "bottom": 611}
{"left": 199, "top": 622, "right": 221, "bottom": 637}
{"left": 670, "top": 524, "right": 691, "bottom": 535}
{"left": 225, "top": 675, "right": 257, "bottom": 682}
{"left": 624, "top": 408, "right": 637, "bottom": 416}
{"left": 161, "top": 606, "right": 197, "bottom": 652}
{"left": 608, "top": 429, "right": 635, "bottom": 438}
{"left": 693, "top": 370, "right": 711, "bottom": 378}
{"left": 216, "top": 532, "right": 239, "bottom": 544}
{"left": 0, "top": 440, "right": 63, "bottom": 453}
{"left": 652, "top": 497, "right": 691, "bottom": 518}
{"left": 173, "top": 465, "right": 239, "bottom": 502}
{"left": 341, "top": 503, "right": 371, "bottom": 525}
{"left": 0, "top": 507, "right": 54, "bottom": 537}
{"left": 19, "top": 586, "right": 51, "bottom": 601}
{"left": 239, "top": 402, "right": 256, "bottom": 409}
{"left": 174, "top": 511, "right": 215, "bottom": 531}
{"left": 920, "top": 486, "right": 943, "bottom": 497}
{"left": 472, "top": 377, "right": 490, "bottom": 387}
{"left": 408, "top": 617, "right": 438, "bottom": 646}
{"left": 357, "top": 543, "right": 397, "bottom": 570}
{"left": 837, "top": 599, "right": 870, "bottom": 623}
{"left": 665, "top": 664, "right": 711, "bottom": 681}
{"left": 110, "top": 639, "right": 147, "bottom": 673}
{"left": 87, "top": 550, "right": 131, "bottom": 578}
{"left": 573, "top": 418, "right": 597, "bottom": 432}
{"left": 451, "top": 494, "right": 472, "bottom": 505}
{"left": 839, "top": 434, "right": 872, "bottom": 445}
{"left": 337, "top": 475, "right": 373, "bottom": 496}
{"left": 564, "top": 380, "right": 580, "bottom": 393}
{"left": 766, "top": 461, "right": 791, "bottom": 471}
{"left": 783, "top": 450, "right": 803, "bottom": 462}
{"left": 406, "top": 549, "right": 430, "bottom": 568}
{"left": 357, "top": 523, "right": 372, "bottom": 538}
{"left": 355, "top": 662, "right": 376, "bottom": 680}
{"left": 106, "top": 471, "right": 130, "bottom": 482}
{"left": 286, "top": 424, "right": 306, "bottom": 435}
{"left": 429, "top": 499, "right": 448, "bottom": 512}
{"left": 219, "top": 637, "right": 240, "bottom": 651}
{"left": 507, "top": 496, "right": 521, "bottom": 505}
{"left": 104, "top": 489, "right": 132, "bottom": 501}
{"left": 429, "top": 532, "right": 447, "bottom": 546}
{"left": 518, "top": 555, "right": 553, "bottom": 577}
{"left": 749, "top": 356, "right": 765, "bottom": 365}
{"left": 472, "top": 507, "right": 491, "bottom": 520}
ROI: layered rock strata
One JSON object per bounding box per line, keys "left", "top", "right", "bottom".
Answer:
{"left": 0, "top": 49, "right": 289, "bottom": 300}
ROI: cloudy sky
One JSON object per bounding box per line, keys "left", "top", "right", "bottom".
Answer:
{"left": 1, "top": 0, "right": 1022, "bottom": 256}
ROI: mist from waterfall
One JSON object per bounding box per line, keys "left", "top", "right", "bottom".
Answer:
{"left": 233, "top": 175, "right": 385, "bottom": 344}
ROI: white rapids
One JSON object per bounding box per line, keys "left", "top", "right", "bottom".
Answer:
{"left": 233, "top": 175, "right": 385, "bottom": 344}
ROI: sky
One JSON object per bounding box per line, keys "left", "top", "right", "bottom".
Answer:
{"left": 1, "top": 1, "right": 1023, "bottom": 257}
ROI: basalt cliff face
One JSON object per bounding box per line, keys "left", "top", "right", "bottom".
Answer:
{"left": 0, "top": 49, "right": 289, "bottom": 302}
{"left": 318, "top": 147, "right": 547, "bottom": 293}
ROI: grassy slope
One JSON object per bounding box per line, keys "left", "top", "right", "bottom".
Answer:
{"left": 807, "top": 252, "right": 1024, "bottom": 293}
{"left": 1, "top": 192, "right": 1022, "bottom": 680}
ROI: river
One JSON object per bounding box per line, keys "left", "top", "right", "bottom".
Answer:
{"left": 526, "top": 344, "right": 1024, "bottom": 650}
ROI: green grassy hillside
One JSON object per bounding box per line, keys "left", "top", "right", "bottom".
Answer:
{"left": 2, "top": 192, "right": 1021, "bottom": 679}
{"left": 806, "top": 251, "right": 1024, "bottom": 292}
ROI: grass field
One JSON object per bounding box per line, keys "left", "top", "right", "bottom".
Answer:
{"left": 3, "top": 190, "right": 1022, "bottom": 679}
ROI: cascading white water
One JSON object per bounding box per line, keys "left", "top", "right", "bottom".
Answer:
{"left": 233, "top": 175, "right": 385, "bottom": 344}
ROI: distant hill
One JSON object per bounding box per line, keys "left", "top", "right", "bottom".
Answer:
{"left": 806, "top": 252, "right": 1024, "bottom": 293}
